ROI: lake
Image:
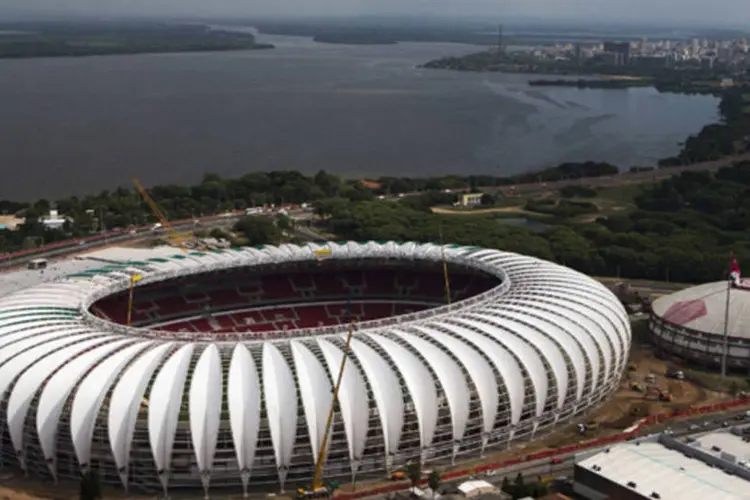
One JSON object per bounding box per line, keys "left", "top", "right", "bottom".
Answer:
{"left": 0, "top": 33, "right": 720, "bottom": 200}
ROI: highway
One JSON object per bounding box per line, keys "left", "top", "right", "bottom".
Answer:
{"left": 381, "top": 152, "right": 750, "bottom": 200}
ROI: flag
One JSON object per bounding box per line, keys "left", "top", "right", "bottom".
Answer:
{"left": 132, "top": 274, "right": 143, "bottom": 282}
{"left": 729, "top": 252, "right": 741, "bottom": 284}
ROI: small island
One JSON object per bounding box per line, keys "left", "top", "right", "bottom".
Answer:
{"left": 312, "top": 32, "right": 398, "bottom": 45}
{"left": 0, "top": 21, "right": 274, "bottom": 59}
{"left": 528, "top": 78, "right": 653, "bottom": 89}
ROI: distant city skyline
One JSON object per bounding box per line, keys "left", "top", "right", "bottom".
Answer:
{"left": 1, "top": 0, "right": 749, "bottom": 28}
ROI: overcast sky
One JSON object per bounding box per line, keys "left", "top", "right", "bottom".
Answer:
{"left": 1, "top": 0, "right": 748, "bottom": 26}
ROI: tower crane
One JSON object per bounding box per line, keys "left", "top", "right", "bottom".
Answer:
{"left": 131, "top": 176, "right": 188, "bottom": 253}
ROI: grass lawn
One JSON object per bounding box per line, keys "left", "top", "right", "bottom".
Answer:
{"left": 596, "top": 182, "right": 652, "bottom": 206}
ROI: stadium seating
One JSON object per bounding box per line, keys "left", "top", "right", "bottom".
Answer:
{"left": 91, "top": 268, "right": 496, "bottom": 332}
{"left": 152, "top": 301, "right": 431, "bottom": 334}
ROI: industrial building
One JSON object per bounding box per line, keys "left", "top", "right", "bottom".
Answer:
{"left": 574, "top": 429, "right": 750, "bottom": 500}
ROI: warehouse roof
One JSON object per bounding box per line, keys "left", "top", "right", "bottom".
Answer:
{"left": 578, "top": 441, "right": 750, "bottom": 500}
{"left": 693, "top": 431, "right": 750, "bottom": 462}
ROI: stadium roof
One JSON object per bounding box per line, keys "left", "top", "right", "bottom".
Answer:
{"left": 578, "top": 441, "right": 750, "bottom": 500}
{"left": 0, "top": 259, "right": 100, "bottom": 298}
{"left": 0, "top": 241, "right": 630, "bottom": 493}
{"left": 651, "top": 281, "right": 750, "bottom": 339}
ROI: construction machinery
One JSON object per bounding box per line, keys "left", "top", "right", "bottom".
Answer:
{"left": 439, "top": 222, "right": 452, "bottom": 305}
{"left": 659, "top": 390, "right": 674, "bottom": 402}
{"left": 299, "top": 319, "right": 356, "bottom": 499}
{"left": 630, "top": 382, "right": 642, "bottom": 392}
{"left": 125, "top": 274, "right": 143, "bottom": 327}
{"left": 131, "top": 176, "right": 188, "bottom": 252}
{"left": 666, "top": 365, "right": 685, "bottom": 380}
{"left": 297, "top": 486, "right": 331, "bottom": 500}
{"left": 645, "top": 386, "right": 673, "bottom": 402}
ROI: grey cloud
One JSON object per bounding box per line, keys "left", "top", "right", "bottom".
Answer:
{"left": 0, "top": 0, "right": 748, "bottom": 25}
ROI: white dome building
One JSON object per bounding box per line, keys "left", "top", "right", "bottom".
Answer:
{"left": 0, "top": 241, "right": 630, "bottom": 496}
{"left": 650, "top": 281, "right": 750, "bottom": 370}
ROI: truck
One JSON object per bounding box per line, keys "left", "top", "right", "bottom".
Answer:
{"left": 666, "top": 366, "right": 684, "bottom": 380}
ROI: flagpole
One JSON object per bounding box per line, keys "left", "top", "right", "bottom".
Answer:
{"left": 721, "top": 277, "right": 731, "bottom": 378}
{"left": 721, "top": 251, "right": 735, "bottom": 379}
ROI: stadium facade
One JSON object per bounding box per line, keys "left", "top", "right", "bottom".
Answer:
{"left": 0, "top": 241, "right": 631, "bottom": 496}
{"left": 650, "top": 281, "right": 750, "bottom": 371}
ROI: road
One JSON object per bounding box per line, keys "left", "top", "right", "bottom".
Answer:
{"left": 0, "top": 209, "right": 317, "bottom": 272}
{"left": 361, "top": 408, "right": 750, "bottom": 500}
{"left": 384, "top": 152, "right": 750, "bottom": 199}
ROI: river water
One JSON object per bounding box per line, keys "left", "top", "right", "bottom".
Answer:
{"left": 0, "top": 33, "right": 719, "bottom": 200}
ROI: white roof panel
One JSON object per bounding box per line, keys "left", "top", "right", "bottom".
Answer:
{"left": 579, "top": 442, "right": 750, "bottom": 500}
{"left": 228, "top": 344, "right": 261, "bottom": 474}
{"left": 148, "top": 343, "right": 194, "bottom": 481}
{"left": 189, "top": 344, "right": 223, "bottom": 476}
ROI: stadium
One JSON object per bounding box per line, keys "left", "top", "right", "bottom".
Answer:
{"left": 0, "top": 241, "right": 630, "bottom": 496}
{"left": 650, "top": 280, "right": 750, "bottom": 371}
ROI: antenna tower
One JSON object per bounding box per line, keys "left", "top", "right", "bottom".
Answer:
{"left": 497, "top": 24, "right": 506, "bottom": 57}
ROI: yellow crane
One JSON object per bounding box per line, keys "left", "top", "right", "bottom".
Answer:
{"left": 131, "top": 176, "right": 188, "bottom": 252}
{"left": 126, "top": 273, "right": 143, "bottom": 327}
{"left": 301, "top": 318, "right": 356, "bottom": 498}
{"left": 439, "top": 222, "right": 452, "bottom": 305}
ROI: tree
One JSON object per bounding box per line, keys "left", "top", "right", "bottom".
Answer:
{"left": 514, "top": 472, "right": 526, "bottom": 497}
{"left": 276, "top": 214, "right": 293, "bottom": 232}
{"left": 480, "top": 193, "right": 495, "bottom": 206}
{"left": 500, "top": 476, "right": 511, "bottom": 494}
{"left": 729, "top": 380, "right": 740, "bottom": 397}
{"left": 406, "top": 461, "right": 422, "bottom": 490}
{"left": 79, "top": 470, "right": 101, "bottom": 500}
{"left": 233, "top": 215, "right": 282, "bottom": 246}
{"left": 427, "top": 470, "right": 441, "bottom": 498}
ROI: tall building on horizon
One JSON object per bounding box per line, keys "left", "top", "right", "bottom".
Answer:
{"left": 603, "top": 41, "right": 631, "bottom": 65}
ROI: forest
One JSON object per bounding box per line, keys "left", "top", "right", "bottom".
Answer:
{"left": 0, "top": 22, "right": 273, "bottom": 59}
{"left": 313, "top": 161, "right": 750, "bottom": 284}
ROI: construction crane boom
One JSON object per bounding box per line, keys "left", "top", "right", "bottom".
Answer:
{"left": 131, "top": 176, "right": 187, "bottom": 252}
{"left": 439, "top": 222, "right": 452, "bottom": 305}
{"left": 311, "top": 319, "right": 356, "bottom": 491}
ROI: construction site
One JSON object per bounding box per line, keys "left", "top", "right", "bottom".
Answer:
{"left": 0, "top": 192, "right": 740, "bottom": 500}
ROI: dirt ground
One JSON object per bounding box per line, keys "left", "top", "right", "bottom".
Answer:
{"left": 430, "top": 206, "right": 536, "bottom": 216}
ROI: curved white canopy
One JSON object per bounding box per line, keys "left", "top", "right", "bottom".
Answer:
{"left": 0, "top": 241, "right": 629, "bottom": 490}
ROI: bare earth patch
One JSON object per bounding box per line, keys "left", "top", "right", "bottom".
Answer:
{"left": 430, "top": 206, "right": 533, "bottom": 215}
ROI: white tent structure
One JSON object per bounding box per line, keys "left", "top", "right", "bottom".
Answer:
{"left": 0, "top": 241, "right": 630, "bottom": 496}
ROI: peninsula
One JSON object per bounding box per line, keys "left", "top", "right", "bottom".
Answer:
{"left": 423, "top": 35, "right": 749, "bottom": 93}
{"left": 0, "top": 21, "right": 274, "bottom": 59}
